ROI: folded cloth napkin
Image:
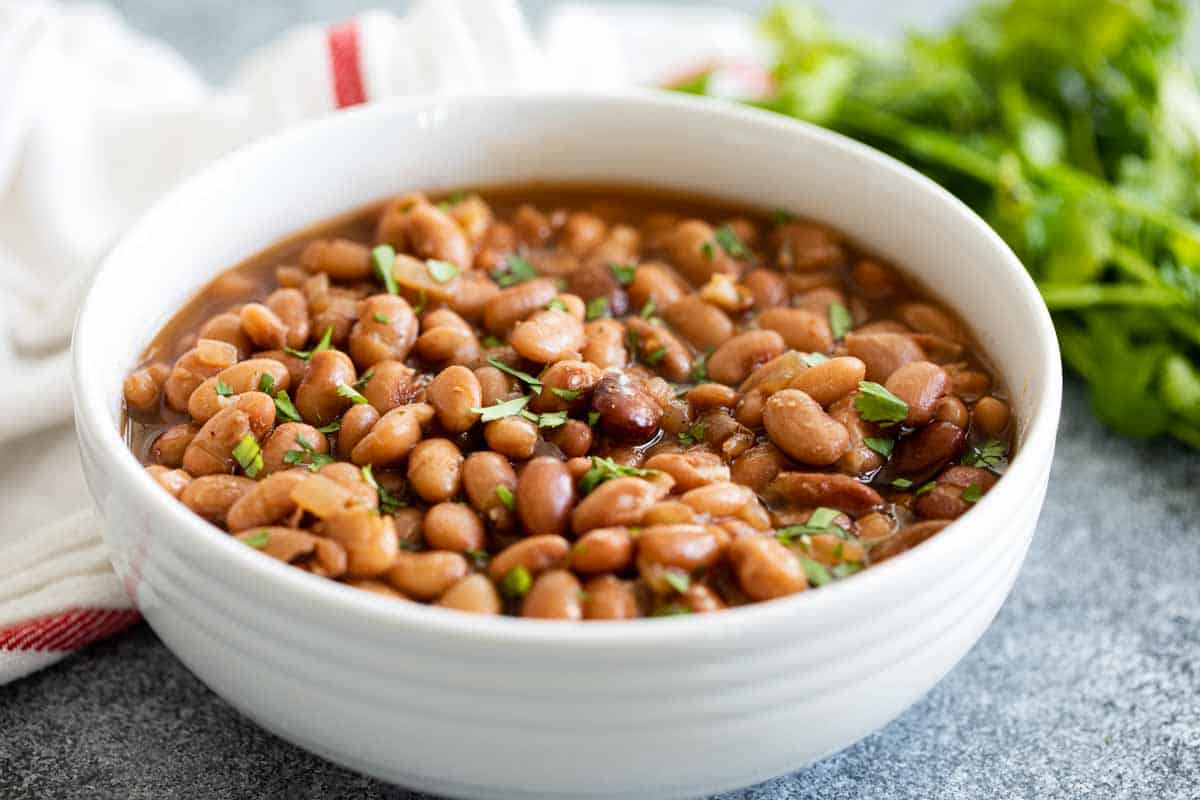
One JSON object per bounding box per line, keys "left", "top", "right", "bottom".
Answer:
{"left": 0, "top": 0, "right": 763, "bottom": 683}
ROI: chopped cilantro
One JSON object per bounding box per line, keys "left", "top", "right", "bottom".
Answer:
{"left": 585, "top": 296, "right": 609, "bottom": 320}
{"left": 800, "top": 557, "right": 833, "bottom": 587}
{"left": 283, "top": 436, "right": 334, "bottom": 472}
{"left": 962, "top": 482, "right": 984, "bottom": 503}
{"left": 546, "top": 298, "right": 569, "bottom": 312}
{"left": 550, "top": 387, "right": 582, "bottom": 402}
{"left": 662, "top": 569, "right": 691, "bottom": 594}
{"left": 371, "top": 244, "right": 399, "bottom": 295}
{"left": 494, "top": 255, "right": 538, "bottom": 287}
{"left": 471, "top": 395, "right": 530, "bottom": 422}
{"left": 962, "top": 439, "right": 1008, "bottom": 469}
{"left": 828, "top": 303, "right": 853, "bottom": 340}
{"left": 715, "top": 224, "right": 750, "bottom": 259}
{"left": 336, "top": 382, "right": 369, "bottom": 405}
{"left": 257, "top": 373, "right": 276, "bottom": 394}
{"left": 864, "top": 437, "right": 894, "bottom": 458}
{"left": 644, "top": 346, "right": 668, "bottom": 366}
{"left": 481, "top": 335, "right": 504, "bottom": 349}
{"left": 800, "top": 352, "right": 829, "bottom": 367}
{"left": 284, "top": 325, "right": 333, "bottom": 360}
{"left": 232, "top": 433, "right": 263, "bottom": 479}
{"left": 855, "top": 381, "right": 908, "bottom": 424}
{"left": 495, "top": 484, "right": 516, "bottom": 511}
{"left": 892, "top": 477, "right": 914, "bottom": 489}
{"left": 372, "top": 312, "right": 391, "bottom": 324}
{"left": 678, "top": 423, "right": 707, "bottom": 445}
{"left": 353, "top": 368, "right": 375, "bottom": 391}
{"left": 426, "top": 259, "right": 459, "bottom": 283}
{"left": 915, "top": 481, "right": 936, "bottom": 496}
{"left": 215, "top": 379, "right": 234, "bottom": 397}
{"left": 608, "top": 263, "right": 636, "bottom": 286}
{"left": 487, "top": 357, "right": 543, "bottom": 392}
{"left": 242, "top": 531, "right": 270, "bottom": 549}
{"left": 690, "top": 350, "right": 711, "bottom": 383}
{"left": 700, "top": 241, "right": 715, "bottom": 261}
{"left": 640, "top": 297, "right": 657, "bottom": 319}
{"left": 578, "top": 456, "right": 660, "bottom": 494}
{"left": 273, "top": 390, "right": 302, "bottom": 423}
{"left": 500, "top": 565, "right": 533, "bottom": 599}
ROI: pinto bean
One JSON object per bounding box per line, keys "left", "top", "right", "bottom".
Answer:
{"left": 870, "top": 520, "right": 951, "bottom": 563}
{"left": 973, "top": 396, "right": 1011, "bottom": 437}
{"left": 266, "top": 287, "right": 310, "bottom": 349}
{"left": 730, "top": 443, "right": 788, "bottom": 494}
{"left": 592, "top": 371, "right": 662, "bottom": 444}
{"left": 529, "top": 360, "right": 601, "bottom": 413}
{"left": 643, "top": 451, "right": 729, "bottom": 492}
{"left": 387, "top": 551, "right": 470, "bottom": 600}
{"left": 625, "top": 318, "right": 690, "bottom": 382}
{"left": 348, "top": 295, "right": 419, "bottom": 368}
{"left": 572, "top": 476, "right": 669, "bottom": 534}
{"left": 828, "top": 394, "right": 885, "bottom": 477}
{"left": 240, "top": 527, "right": 347, "bottom": 578}
{"left": 729, "top": 535, "right": 807, "bottom": 600}
{"left": 763, "top": 389, "right": 850, "bottom": 466}
{"left": 427, "top": 365, "right": 482, "bottom": 433}
{"left": 914, "top": 465, "right": 999, "bottom": 520}
{"left": 260, "top": 422, "right": 328, "bottom": 475}
{"left": 885, "top": 361, "right": 948, "bottom": 425}
{"left": 628, "top": 262, "right": 686, "bottom": 311}
{"left": 351, "top": 405, "right": 425, "bottom": 467}
{"left": 335, "top": 403, "right": 380, "bottom": 461}
{"left": 319, "top": 461, "right": 378, "bottom": 510}
{"left": 890, "top": 421, "right": 967, "bottom": 475}
{"left": 569, "top": 527, "right": 634, "bottom": 574}
{"left": 844, "top": 332, "right": 926, "bottom": 382}
{"left": 582, "top": 575, "right": 640, "bottom": 620}
{"left": 707, "top": 330, "right": 786, "bottom": 386}
{"left": 661, "top": 295, "right": 733, "bottom": 351}
{"left": 739, "top": 350, "right": 809, "bottom": 395}
{"left": 151, "top": 423, "right": 198, "bottom": 468}
{"left": 301, "top": 238, "right": 372, "bottom": 281}
{"left": 522, "top": 570, "right": 583, "bottom": 620}
{"left": 226, "top": 470, "right": 307, "bottom": 531}
{"left": 545, "top": 419, "right": 593, "bottom": 458}
{"left": 164, "top": 339, "right": 239, "bottom": 411}
{"left": 407, "top": 438, "right": 463, "bottom": 503}
{"left": 488, "top": 535, "right": 570, "bottom": 581}
{"left": 180, "top": 474, "right": 256, "bottom": 524}
{"left": 636, "top": 524, "right": 726, "bottom": 593}
{"left": 188, "top": 358, "right": 292, "bottom": 422}
{"left": 423, "top": 503, "right": 486, "bottom": 552}
{"left": 437, "top": 574, "right": 502, "bottom": 615}
{"left": 239, "top": 303, "right": 287, "bottom": 350}
{"left": 743, "top": 268, "right": 788, "bottom": 310}
{"left": 790, "top": 357, "right": 866, "bottom": 407}
{"left": 851, "top": 259, "right": 902, "bottom": 299}
{"left": 484, "top": 417, "right": 539, "bottom": 460}
{"left": 124, "top": 363, "right": 170, "bottom": 414}
{"left": 680, "top": 482, "right": 768, "bottom": 529}
{"left": 295, "top": 349, "right": 357, "bottom": 426}
{"left": 517, "top": 457, "right": 574, "bottom": 537}
{"left": 360, "top": 359, "right": 418, "bottom": 414}
{"left": 758, "top": 308, "right": 834, "bottom": 353}
{"left": 320, "top": 507, "right": 398, "bottom": 578}
{"left": 772, "top": 222, "right": 845, "bottom": 272}
{"left": 483, "top": 278, "right": 558, "bottom": 334}
{"left": 510, "top": 309, "right": 585, "bottom": 363}
{"left": 146, "top": 465, "right": 191, "bottom": 498}
{"left": 765, "top": 472, "right": 884, "bottom": 514}
{"left": 581, "top": 319, "right": 627, "bottom": 369}
{"left": 566, "top": 260, "right": 629, "bottom": 317}
{"left": 197, "top": 313, "right": 253, "bottom": 360}
{"left": 182, "top": 404, "right": 251, "bottom": 477}
{"left": 668, "top": 220, "right": 738, "bottom": 285}
{"left": 898, "top": 302, "right": 965, "bottom": 342}
{"left": 395, "top": 203, "right": 471, "bottom": 268}
{"left": 933, "top": 395, "right": 970, "bottom": 428}
{"left": 462, "top": 451, "right": 518, "bottom": 531}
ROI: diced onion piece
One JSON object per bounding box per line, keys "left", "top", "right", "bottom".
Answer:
{"left": 699, "top": 273, "right": 752, "bottom": 313}
{"left": 290, "top": 474, "right": 355, "bottom": 520}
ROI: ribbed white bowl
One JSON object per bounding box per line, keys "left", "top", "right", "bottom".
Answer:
{"left": 73, "top": 91, "right": 1061, "bottom": 800}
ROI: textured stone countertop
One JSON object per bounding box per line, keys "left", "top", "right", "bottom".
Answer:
{"left": 3, "top": 2, "right": 1198, "bottom": 798}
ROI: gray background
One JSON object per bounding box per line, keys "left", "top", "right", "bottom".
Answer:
{"left": 2, "top": 2, "right": 1198, "bottom": 798}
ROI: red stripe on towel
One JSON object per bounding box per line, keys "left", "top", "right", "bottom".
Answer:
{"left": 0, "top": 608, "right": 140, "bottom": 652}
{"left": 327, "top": 20, "right": 367, "bottom": 108}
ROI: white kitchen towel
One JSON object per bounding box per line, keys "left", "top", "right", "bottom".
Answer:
{"left": 0, "top": 0, "right": 764, "bottom": 683}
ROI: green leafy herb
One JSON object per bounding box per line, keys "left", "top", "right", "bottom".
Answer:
{"left": 550, "top": 387, "right": 582, "bottom": 402}
{"left": 521, "top": 409, "right": 569, "bottom": 428}
{"left": 371, "top": 244, "right": 399, "bottom": 295}
{"left": 662, "top": 569, "right": 691, "bottom": 594}
{"left": 652, "top": 603, "right": 692, "bottom": 617}
{"left": 828, "top": 303, "right": 853, "bottom": 340}
{"left": 771, "top": 208, "right": 796, "bottom": 225}
{"left": 232, "top": 433, "right": 263, "bottom": 479}
{"left": 777, "top": 507, "right": 848, "bottom": 541}
{"left": 608, "top": 262, "right": 636, "bottom": 286}
{"left": 500, "top": 565, "right": 533, "bottom": 599}
{"left": 587, "top": 410, "right": 600, "bottom": 427}
{"left": 315, "top": 420, "right": 341, "bottom": 434}
{"left": 962, "top": 439, "right": 1008, "bottom": 469}
{"left": 892, "top": 477, "right": 914, "bottom": 489}
{"left": 353, "top": 368, "right": 375, "bottom": 391}
{"left": 915, "top": 481, "right": 936, "bottom": 497}
{"left": 465, "top": 549, "right": 491, "bottom": 570}
{"left": 486, "top": 356, "right": 543, "bottom": 392}
{"left": 678, "top": 423, "right": 707, "bottom": 445}
{"left": 700, "top": 241, "right": 715, "bottom": 261}
{"left": 372, "top": 312, "right": 391, "bottom": 324}
{"left": 257, "top": 373, "right": 276, "bottom": 395}
{"left": 578, "top": 456, "right": 660, "bottom": 494}
{"left": 626, "top": 327, "right": 640, "bottom": 362}
{"left": 690, "top": 351, "right": 711, "bottom": 383}
{"left": 546, "top": 298, "right": 569, "bottom": 312}
{"left": 273, "top": 390, "right": 302, "bottom": 423}
{"left": 715, "top": 224, "right": 750, "bottom": 259}
{"left": 585, "top": 296, "right": 609, "bottom": 320}
{"left": 799, "top": 352, "right": 830, "bottom": 367}
{"left": 283, "top": 436, "right": 335, "bottom": 472}
{"left": 493, "top": 255, "right": 538, "bottom": 287}
{"left": 962, "top": 482, "right": 984, "bottom": 503}
{"left": 437, "top": 190, "right": 467, "bottom": 210}
{"left": 215, "top": 379, "right": 234, "bottom": 397}
{"left": 800, "top": 557, "right": 833, "bottom": 587}
{"left": 360, "top": 464, "right": 406, "bottom": 513}
{"left": 284, "top": 325, "right": 333, "bottom": 360}
{"left": 412, "top": 289, "right": 427, "bottom": 314}
{"left": 242, "top": 531, "right": 270, "bottom": 549}
{"left": 426, "top": 259, "right": 459, "bottom": 283}
{"left": 864, "top": 437, "right": 894, "bottom": 458}
{"left": 495, "top": 484, "right": 516, "bottom": 511}
{"left": 644, "top": 346, "right": 668, "bottom": 366}
{"left": 830, "top": 562, "right": 863, "bottom": 579}
{"left": 336, "top": 383, "right": 369, "bottom": 405}
{"left": 690, "top": 0, "right": 1200, "bottom": 449}
{"left": 481, "top": 335, "right": 504, "bottom": 349}
{"left": 640, "top": 297, "right": 657, "bottom": 319}
{"left": 854, "top": 381, "right": 908, "bottom": 424}
{"left": 471, "top": 395, "right": 530, "bottom": 422}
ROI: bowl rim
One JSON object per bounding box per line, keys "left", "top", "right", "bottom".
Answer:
{"left": 73, "top": 87, "right": 1062, "bottom": 648}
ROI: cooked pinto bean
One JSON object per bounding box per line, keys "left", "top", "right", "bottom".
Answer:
{"left": 522, "top": 570, "right": 583, "bottom": 620}
{"left": 437, "top": 574, "right": 502, "bottom": 615}
{"left": 885, "top": 361, "right": 948, "bottom": 425}
{"left": 763, "top": 389, "right": 850, "bottom": 466}
{"left": 517, "top": 457, "right": 574, "bottom": 536}
{"left": 127, "top": 186, "right": 1013, "bottom": 618}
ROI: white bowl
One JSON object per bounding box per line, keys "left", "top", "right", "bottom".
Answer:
{"left": 73, "top": 90, "right": 1061, "bottom": 800}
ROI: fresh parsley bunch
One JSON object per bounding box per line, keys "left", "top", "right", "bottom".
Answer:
{"left": 688, "top": 0, "right": 1200, "bottom": 447}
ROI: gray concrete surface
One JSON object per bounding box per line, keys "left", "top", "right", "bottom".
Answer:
{"left": 2, "top": 2, "right": 1198, "bottom": 798}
